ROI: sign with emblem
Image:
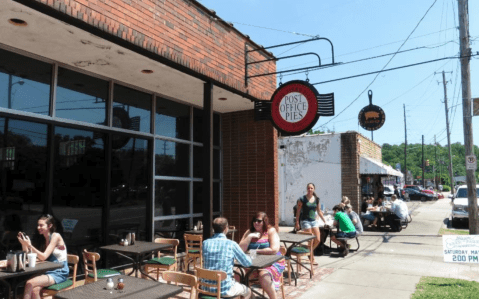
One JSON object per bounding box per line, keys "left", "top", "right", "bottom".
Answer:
{"left": 466, "top": 155, "right": 477, "bottom": 170}
{"left": 358, "top": 90, "right": 385, "bottom": 131}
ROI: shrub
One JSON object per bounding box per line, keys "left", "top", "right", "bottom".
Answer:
{"left": 443, "top": 185, "right": 451, "bottom": 192}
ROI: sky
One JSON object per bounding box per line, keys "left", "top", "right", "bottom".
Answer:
{"left": 198, "top": 0, "right": 478, "bottom": 147}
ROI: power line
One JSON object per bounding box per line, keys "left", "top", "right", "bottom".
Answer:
{"left": 318, "top": 0, "right": 439, "bottom": 127}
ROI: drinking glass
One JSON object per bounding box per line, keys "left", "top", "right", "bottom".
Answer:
{"left": 249, "top": 249, "right": 257, "bottom": 260}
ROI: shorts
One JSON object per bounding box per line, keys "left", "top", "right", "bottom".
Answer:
{"left": 336, "top": 231, "right": 356, "bottom": 238}
{"left": 301, "top": 219, "right": 320, "bottom": 229}
{"left": 361, "top": 213, "right": 376, "bottom": 221}
{"left": 225, "top": 282, "right": 249, "bottom": 297}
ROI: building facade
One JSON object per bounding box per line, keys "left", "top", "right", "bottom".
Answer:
{"left": 0, "top": 0, "right": 278, "bottom": 255}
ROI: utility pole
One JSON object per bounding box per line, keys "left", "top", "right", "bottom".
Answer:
{"left": 434, "top": 135, "right": 437, "bottom": 188}
{"left": 458, "top": 0, "right": 478, "bottom": 234}
{"left": 422, "top": 135, "right": 425, "bottom": 188}
{"left": 404, "top": 104, "right": 407, "bottom": 184}
{"left": 438, "top": 71, "right": 455, "bottom": 194}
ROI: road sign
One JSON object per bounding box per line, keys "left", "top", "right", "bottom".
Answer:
{"left": 466, "top": 155, "right": 477, "bottom": 170}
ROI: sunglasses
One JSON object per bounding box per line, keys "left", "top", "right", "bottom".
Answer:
{"left": 253, "top": 219, "right": 263, "bottom": 224}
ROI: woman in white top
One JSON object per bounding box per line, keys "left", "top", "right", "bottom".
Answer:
{"left": 18, "top": 214, "right": 68, "bottom": 299}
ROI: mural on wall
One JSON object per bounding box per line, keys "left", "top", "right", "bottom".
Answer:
{"left": 278, "top": 134, "right": 342, "bottom": 225}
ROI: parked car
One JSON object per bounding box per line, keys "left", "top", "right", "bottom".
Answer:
{"left": 383, "top": 185, "right": 394, "bottom": 201}
{"left": 403, "top": 185, "right": 436, "bottom": 201}
{"left": 450, "top": 185, "right": 479, "bottom": 227}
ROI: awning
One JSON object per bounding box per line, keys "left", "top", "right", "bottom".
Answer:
{"left": 360, "top": 156, "right": 403, "bottom": 177}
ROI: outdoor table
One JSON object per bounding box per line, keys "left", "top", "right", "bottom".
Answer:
{"left": 100, "top": 241, "right": 172, "bottom": 281}
{"left": 370, "top": 209, "right": 394, "bottom": 229}
{"left": 278, "top": 232, "right": 316, "bottom": 286}
{"left": 53, "top": 274, "right": 183, "bottom": 299}
{"left": 234, "top": 254, "right": 283, "bottom": 298}
{"left": 0, "top": 260, "right": 63, "bottom": 299}
{"left": 184, "top": 228, "right": 237, "bottom": 235}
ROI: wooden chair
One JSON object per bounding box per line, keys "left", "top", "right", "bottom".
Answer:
{"left": 228, "top": 226, "right": 235, "bottom": 241}
{"left": 195, "top": 266, "right": 230, "bottom": 299}
{"left": 184, "top": 234, "right": 203, "bottom": 272}
{"left": 144, "top": 238, "right": 180, "bottom": 280}
{"left": 41, "top": 254, "right": 79, "bottom": 297}
{"left": 163, "top": 271, "right": 197, "bottom": 299}
{"left": 290, "top": 231, "right": 315, "bottom": 276}
{"left": 82, "top": 249, "right": 121, "bottom": 284}
{"left": 281, "top": 246, "right": 292, "bottom": 286}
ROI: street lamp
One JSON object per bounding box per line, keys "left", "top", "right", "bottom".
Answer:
{"left": 8, "top": 74, "right": 24, "bottom": 109}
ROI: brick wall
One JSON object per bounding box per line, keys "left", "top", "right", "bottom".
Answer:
{"left": 222, "top": 110, "right": 278, "bottom": 242}
{"left": 32, "top": 0, "right": 276, "bottom": 100}
{"left": 341, "top": 132, "right": 361, "bottom": 213}
{"left": 357, "top": 133, "right": 382, "bottom": 161}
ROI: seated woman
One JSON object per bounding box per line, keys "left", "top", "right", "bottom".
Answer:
{"left": 239, "top": 212, "right": 285, "bottom": 299}
{"left": 361, "top": 197, "right": 379, "bottom": 228}
{"left": 17, "top": 214, "right": 69, "bottom": 299}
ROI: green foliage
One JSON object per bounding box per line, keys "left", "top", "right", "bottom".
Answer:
{"left": 412, "top": 277, "right": 479, "bottom": 299}
{"left": 381, "top": 143, "right": 479, "bottom": 186}
{"left": 442, "top": 185, "right": 451, "bottom": 192}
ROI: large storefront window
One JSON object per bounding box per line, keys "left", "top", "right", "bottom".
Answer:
{"left": 0, "top": 118, "right": 48, "bottom": 259}
{"left": 193, "top": 108, "right": 220, "bottom": 146}
{"left": 193, "top": 182, "right": 221, "bottom": 214}
{"left": 155, "top": 97, "right": 190, "bottom": 140}
{"left": 155, "top": 181, "right": 189, "bottom": 216}
{"left": 113, "top": 85, "right": 151, "bottom": 134}
{"left": 56, "top": 67, "right": 109, "bottom": 125}
{"left": 52, "top": 126, "right": 105, "bottom": 252}
{"left": 110, "top": 135, "right": 149, "bottom": 241}
{"left": 155, "top": 140, "right": 189, "bottom": 177}
{"left": 0, "top": 48, "right": 51, "bottom": 115}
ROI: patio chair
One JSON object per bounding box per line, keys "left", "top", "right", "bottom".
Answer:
{"left": 162, "top": 271, "right": 197, "bottom": 299}
{"left": 41, "top": 254, "right": 79, "bottom": 297}
{"left": 228, "top": 225, "right": 235, "bottom": 241}
{"left": 290, "top": 231, "right": 314, "bottom": 276}
{"left": 195, "top": 266, "right": 233, "bottom": 299}
{"left": 82, "top": 249, "right": 121, "bottom": 284}
{"left": 144, "top": 238, "right": 179, "bottom": 280}
{"left": 184, "top": 234, "right": 203, "bottom": 272}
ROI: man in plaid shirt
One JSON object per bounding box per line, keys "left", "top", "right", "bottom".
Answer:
{"left": 203, "top": 217, "right": 253, "bottom": 298}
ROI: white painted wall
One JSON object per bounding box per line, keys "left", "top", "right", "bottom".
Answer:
{"left": 278, "top": 134, "right": 342, "bottom": 225}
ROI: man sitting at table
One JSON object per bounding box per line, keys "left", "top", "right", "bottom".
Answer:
{"left": 345, "top": 204, "right": 363, "bottom": 236}
{"left": 385, "top": 195, "right": 408, "bottom": 232}
{"left": 330, "top": 205, "right": 356, "bottom": 257}
{"left": 203, "top": 217, "right": 253, "bottom": 299}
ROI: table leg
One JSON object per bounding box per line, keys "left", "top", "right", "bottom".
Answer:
{"left": 283, "top": 242, "right": 299, "bottom": 287}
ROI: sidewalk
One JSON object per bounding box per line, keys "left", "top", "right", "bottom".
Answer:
{"left": 296, "top": 194, "right": 479, "bottom": 299}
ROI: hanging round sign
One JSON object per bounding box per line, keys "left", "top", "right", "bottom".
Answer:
{"left": 270, "top": 80, "right": 320, "bottom": 135}
{"left": 358, "top": 104, "right": 386, "bottom": 131}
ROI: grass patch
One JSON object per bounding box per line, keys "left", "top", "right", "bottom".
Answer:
{"left": 438, "top": 228, "right": 469, "bottom": 235}
{"left": 412, "top": 277, "right": 479, "bottom": 299}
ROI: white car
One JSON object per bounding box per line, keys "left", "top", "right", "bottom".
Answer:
{"left": 383, "top": 185, "right": 394, "bottom": 201}
{"left": 451, "top": 185, "right": 479, "bottom": 227}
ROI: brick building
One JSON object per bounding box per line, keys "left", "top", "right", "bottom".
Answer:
{"left": 0, "top": 0, "right": 278, "bottom": 251}
{"left": 278, "top": 131, "right": 402, "bottom": 225}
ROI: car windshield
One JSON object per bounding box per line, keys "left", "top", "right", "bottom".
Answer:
{"left": 384, "top": 187, "right": 392, "bottom": 192}
{"left": 456, "top": 188, "right": 479, "bottom": 198}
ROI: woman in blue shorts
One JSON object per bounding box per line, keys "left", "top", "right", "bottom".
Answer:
{"left": 295, "top": 183, "right": 327, "bottom": 252}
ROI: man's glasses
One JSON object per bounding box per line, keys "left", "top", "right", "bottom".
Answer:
{"left": 253, "top": 219, "right": 263, "bottom": 224}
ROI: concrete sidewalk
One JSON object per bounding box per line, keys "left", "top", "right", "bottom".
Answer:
{"left": 294, "top": 194, "right": 479, "bottom": 299}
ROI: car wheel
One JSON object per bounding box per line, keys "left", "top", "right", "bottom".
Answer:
{"left": 451, "top": 217, "right": 457, "bottom": 228}
{"left": 420, "top": 196, "right": 426, "bottom": 202}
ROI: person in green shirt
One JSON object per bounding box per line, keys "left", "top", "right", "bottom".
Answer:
{"left": 331, "top": 204, "right": 356, "bottom": 257}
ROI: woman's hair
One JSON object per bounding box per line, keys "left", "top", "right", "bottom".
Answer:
{"left": 32, "top": 214, "right": 57, "bottom": 252}
{"left": 306, "top": 183, "right": 320, "bottom": 200}
{"left": 250, "top": 211, "right": 270, "bottom": 233}
{"left": 341, "top": 196, "right": 350, "bottom": 205}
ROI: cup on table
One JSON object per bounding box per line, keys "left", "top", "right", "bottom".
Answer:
{"left": 27, "top": 253, "right": 37, "bottom": 268}
{"left": 249, "top": 249, "right": 257, "bottom": 260}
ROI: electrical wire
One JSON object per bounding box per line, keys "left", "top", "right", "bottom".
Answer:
{"left": 318, "top": 0, "right": 439, "bottom": 127}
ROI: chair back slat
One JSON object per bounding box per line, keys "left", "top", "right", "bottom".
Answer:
{"left": 195, "top": 267, "right": 227, "bottom": 299}
{"left": 82, "top": 249, "right": 100, "bottom": 282}
{"left": 67, "top": 254, "right": 79, "bottom": 288}
{"left": 163, "top": 271, "right": 197, "bottom": 299}
{"left": 184, "top": 234, "right": 202, "bottom": 251}
{"left": 154, "top": 238, "right": 179, "bottom": 259}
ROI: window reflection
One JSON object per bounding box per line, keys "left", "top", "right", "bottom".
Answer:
{"left": 52, "top": 127, "right": 105, "bottom": 250}
{"left": 0, "top": 48, "right": 51, "bottom": 115}
{"left": 155, "top": 181, "right": 189, "bottom": 216}
{"left": 193, "top": 108, "right": 220, "bottom": 146}
{"left": 56, "top": 67, "right": 109, "bottom": 125}
{"left": 155, "top": 97, "right": 190, "bottom": 140}
{"left": 155, "top": 140, "right": 189, "bottom": 177}
{"left": 110, "top": 135, "right": 149, "bottom": 242}
{"left": 0, "top": 118, "right": 47, "bottom": 251}
{"left": 113, "top": 85, "right": 151, "bottom": 134}
{"left": 193, "top": 182, "right": 220, "bottom": 214}
{"left": 193, "top": 147, "right": 220, "bottom": 179}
